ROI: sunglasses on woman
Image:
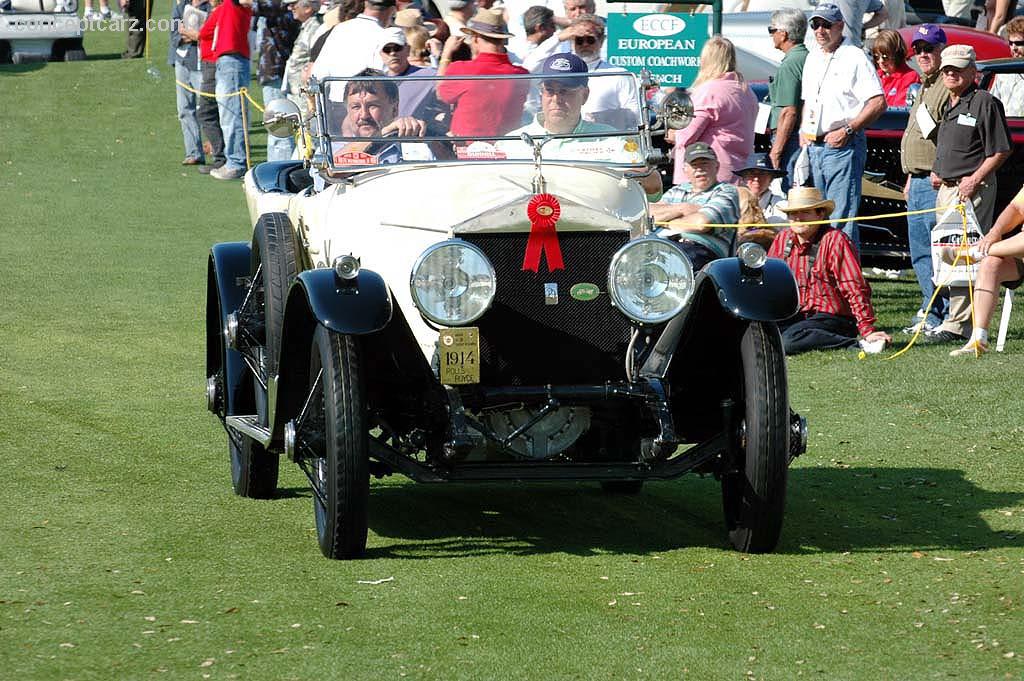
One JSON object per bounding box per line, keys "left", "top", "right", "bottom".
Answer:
{"left": 873, "top": 52, "right": 892, "bottom": 61}
{"left": 809, "top": 18, "right": 833, "bottom": 30}
{"left": 574, "top": 35, "right": 598, "bottom": 45}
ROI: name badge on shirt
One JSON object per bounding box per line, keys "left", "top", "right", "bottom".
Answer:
{"left": 801, "top": 103, "right": 822, "bottom": 137}
{"left": 957, "top": 113, "right": 977, "bottom": 127}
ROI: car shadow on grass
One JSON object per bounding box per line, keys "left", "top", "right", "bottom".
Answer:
{"left": 359, "top": 467, "right": 1021, "bottom": 559}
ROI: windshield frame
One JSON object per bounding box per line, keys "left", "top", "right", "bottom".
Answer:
{"left": 309, "top": 71, "right": 654, "bottom": 174}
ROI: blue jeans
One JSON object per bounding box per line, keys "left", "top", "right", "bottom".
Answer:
{"left": 771, "top": 131, "right": 800, "bottom": 193}
{"left": 906, "top": 175, "right": 947, "bottom": 326}
{"left": 175, "top": 62, "right": 204, "bottom": 162}
{"left": 262, "top": 78, "right": 296, "bottom": 161}
{"left": 216, "top": 54, "right": 250, "bottom": 171}
{"left": 807, "top": 131, "right": 866, "bottom": 251}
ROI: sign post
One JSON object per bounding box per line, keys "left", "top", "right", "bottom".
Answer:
{"left": 606, "top": 13, "right": 709, "bottom": 87}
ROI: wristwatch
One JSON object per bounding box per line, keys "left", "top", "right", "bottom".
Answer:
{"left": 843, "top": 124, "right": 855, "bottom": 136}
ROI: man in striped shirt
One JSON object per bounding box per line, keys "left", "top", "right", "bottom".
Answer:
{"left": 768, "top": 187, "right": 892, "bottom": 355}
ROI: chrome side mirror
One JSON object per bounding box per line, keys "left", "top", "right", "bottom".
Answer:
{"left": 263, "top": 98, "right": 302, "bottom": 138}
{"left": 657, "top": 88, "right": 695, "bottom": 130}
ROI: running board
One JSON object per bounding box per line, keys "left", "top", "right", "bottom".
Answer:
{"left": 225, "top": 415, "right": 272, "bottom": 447}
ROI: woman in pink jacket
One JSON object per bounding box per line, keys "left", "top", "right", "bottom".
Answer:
{"left": 672, "top": 36, "right": 759, "bottom": 186}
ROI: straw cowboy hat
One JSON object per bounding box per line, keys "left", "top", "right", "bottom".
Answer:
{"left": 778, "top": 186, "right": 835, "bottom": 215}
{"left": 461, "top": 8, "right": 514, "bottom": 40}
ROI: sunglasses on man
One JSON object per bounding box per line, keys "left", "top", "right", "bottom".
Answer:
{"left": 381, "top": 44, "right": 405, "bottom": 54}
{"left": 912, "top": 43, "right": 936, "bottom": 55}
{"left": 574, "top": 35, "right": 598, "bottom": 45}
{"left": 1010, "top": 39, "right": 1024, "bottom": 47}
{"left": 809, "top": 18, "right": 834, "bottom": 30}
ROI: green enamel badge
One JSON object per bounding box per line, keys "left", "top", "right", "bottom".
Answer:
{"left": 570, "top": 283, "right": 600, "bottom": 301}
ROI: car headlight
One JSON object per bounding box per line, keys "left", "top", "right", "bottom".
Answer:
{"left": 608, "top": 237, "right": 694, "bottom": 324}
{"left": 410, "top": 240, "right": 496, "bottom": 326}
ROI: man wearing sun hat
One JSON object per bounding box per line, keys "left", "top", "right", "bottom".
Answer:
{"left": 922, "top": 43, "right": 1012, "bottom": 346}
{"left": 436, "top": 7, "right": 529, "bottom": 135}
{"left": 767, "top": 186, "right": 891, "bottom": 355}
{"left": 799, "top": 2, "right": 885, "bottom": 252}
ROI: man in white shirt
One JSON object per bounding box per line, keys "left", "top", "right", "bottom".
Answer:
{"left": 509, "top": 5, "right": 555, "bottom": 63}
{"left": 312, "top": 0, "right": 396, "bottom": 80}
{"left": 799, "top": 3, "right": 885, "bottom": 250}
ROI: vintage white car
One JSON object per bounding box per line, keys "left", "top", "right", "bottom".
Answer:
{"left": 0, "top": 0, "right": 85, "bottom": 63}
{"left": 205, "top": 69, "right": 806, "bottom": 559}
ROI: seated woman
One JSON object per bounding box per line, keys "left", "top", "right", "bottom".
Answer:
{"left": 941, "top": 183, "right": 1024, "bottom": 356}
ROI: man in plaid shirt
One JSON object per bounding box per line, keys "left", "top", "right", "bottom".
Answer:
{"left": 768, "top": 187, "right": 892, "bottom": 355}
{"left": 651, "top": 142, "right": 740, "bottom": 271}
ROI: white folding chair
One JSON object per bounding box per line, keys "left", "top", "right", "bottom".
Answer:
{"left": 996, "top": 289, "right": 1014, "bottom": 352}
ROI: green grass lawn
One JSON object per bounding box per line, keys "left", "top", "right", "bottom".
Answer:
{"left": 1, "top": 11, "right": 1023, "bottom": 679}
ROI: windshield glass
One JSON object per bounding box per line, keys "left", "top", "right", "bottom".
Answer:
{"left": 314, "top": 71, "right": 649, "bottom": 171}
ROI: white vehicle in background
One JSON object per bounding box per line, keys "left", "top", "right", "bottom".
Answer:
{"left": 0, "top": 0, "right": 85, "bottom": 64}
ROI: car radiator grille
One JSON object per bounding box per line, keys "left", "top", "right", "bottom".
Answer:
{"left": 462, "top": 231, "right": 632, "bottom": 386}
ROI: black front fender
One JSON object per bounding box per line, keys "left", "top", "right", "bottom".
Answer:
{"left": 291, "top": 268, "right": 393, "bottom": 335}
{"left": 700, "top": 257, "right": 799, "bottom": 322}
{"left": 206, "top": 241, "right": 253, "bottom": 416}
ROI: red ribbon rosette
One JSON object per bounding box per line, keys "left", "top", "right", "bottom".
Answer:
{"left": 522, "top": 194, "right": 564, "bottom": 273}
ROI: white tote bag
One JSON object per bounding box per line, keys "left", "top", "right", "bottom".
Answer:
{"left": 931, "top": 201, "right": 982, "bottom": 288}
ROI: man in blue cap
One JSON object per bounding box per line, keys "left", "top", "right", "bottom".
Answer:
{"left": 502, "top": 53, "right": 662, "bottom": 196}
{"left": 799, "top": 2, "right": 885, "bottom": 253}
{"left": 899, "top": 24, "right": 949, "bottom": 335}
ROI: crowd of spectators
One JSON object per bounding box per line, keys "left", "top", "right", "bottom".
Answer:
{"left": 165, "top": 0, "right": 1024, "bottom": 357}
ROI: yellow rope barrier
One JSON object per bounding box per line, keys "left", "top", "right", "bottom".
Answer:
{"left": 654, "top": 204, "right": 960, "bottom": 230}
{"left": 175, "top": 80, "right": 267, "bottom": 169}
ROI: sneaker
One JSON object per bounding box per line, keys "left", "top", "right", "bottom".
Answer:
{"left": 918, "top": 329, "right": 966, "bottom": 345}
{"left": 949, "top": 338, "right": 989, "bottom": 357}
{"left": 210, "top": 165, "right": 246, "bottom": 180}
{"left": 938, "top": 245, "right": 984, "bottom": 266}
{"left": 100, "top": 8, "right": 122, "bottom": 19}
{"left": 83, "top": 8, "right": 100, "bottom": 19}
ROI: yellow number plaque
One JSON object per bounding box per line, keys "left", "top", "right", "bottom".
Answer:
{"left": 439, "top": 327, "right": 480, "bottom": 385}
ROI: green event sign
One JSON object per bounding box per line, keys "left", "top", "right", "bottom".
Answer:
{"left": 606, "top": 13, "right": 710, "bottom": 87}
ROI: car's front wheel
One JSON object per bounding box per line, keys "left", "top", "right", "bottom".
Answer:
{"left": 722, "top": 321, "right": 789, "bottom": 553}
{"left": 309, "top": 326, "right": 369, "bottom": 560}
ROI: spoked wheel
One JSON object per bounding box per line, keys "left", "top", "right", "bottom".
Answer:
{"left": 252, "top": 213, "right": 297, "bottom": 379}
{"left": 305, "top": 326, "right": 369, "bottom": 560}
{"left": 722, "top": 321, "right": 789, "bottom": 553}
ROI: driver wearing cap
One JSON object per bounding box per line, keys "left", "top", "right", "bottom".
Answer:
{"left": 500, "top": 53, "right": 661, "bottom": 196}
